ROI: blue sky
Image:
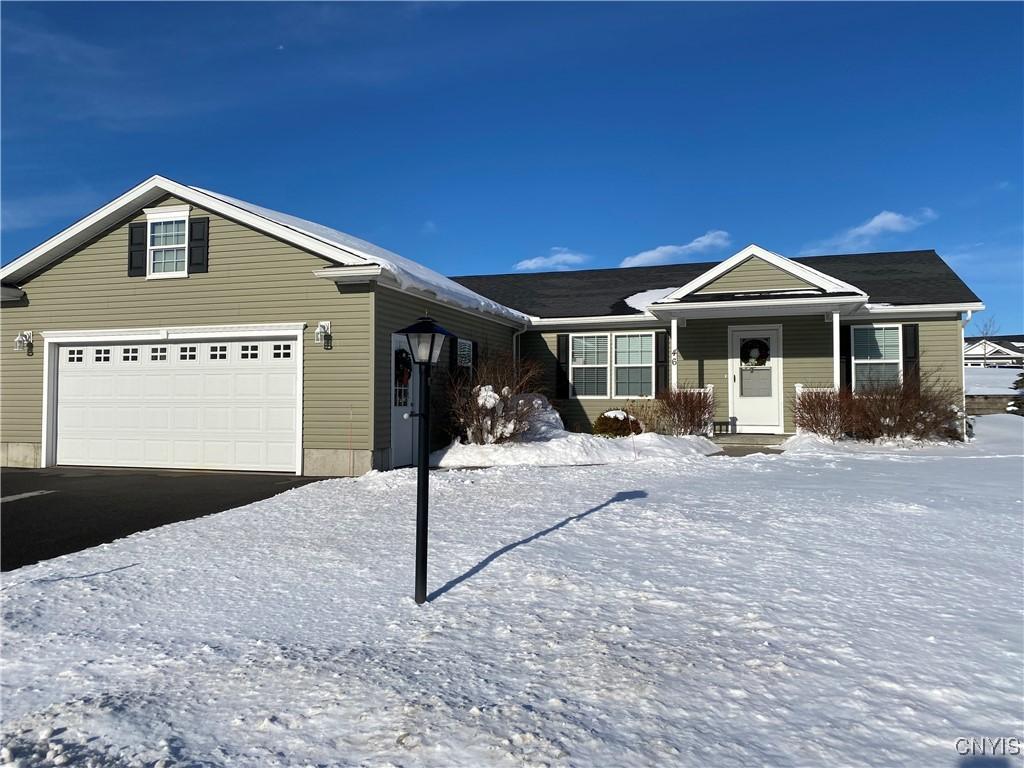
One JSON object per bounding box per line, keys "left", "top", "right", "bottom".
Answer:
{"left": 2, "top": 2, "right": 1021, "bottom": 331}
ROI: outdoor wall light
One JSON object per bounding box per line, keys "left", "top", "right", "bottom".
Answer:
{"left": 13, "top": 331, "right": 32, "bottom": 353}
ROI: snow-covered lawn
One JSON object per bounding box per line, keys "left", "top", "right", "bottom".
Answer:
{"left": 965, "top": 366, "right": 1022, "bottom": 395}
{"left": 2, "top": 417, "right": 1022, "bottom": 767}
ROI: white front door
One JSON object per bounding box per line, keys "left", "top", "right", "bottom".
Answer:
{"left": 728, "top": 326, "right": 784, "bottom": 434}
{"left": 390, "top": 334, "right": 417, "bottom": 467}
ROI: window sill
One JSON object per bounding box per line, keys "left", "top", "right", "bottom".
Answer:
{"left": 145, "top": 273, "right": 190, "bottom": 281}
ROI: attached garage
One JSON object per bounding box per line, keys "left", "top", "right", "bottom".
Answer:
{"left": 45, "top": 326, "right": 303, "bottom": 474}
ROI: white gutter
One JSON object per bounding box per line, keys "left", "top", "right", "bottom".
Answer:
{"left": 528, "top": 314, "right": 662, "bottom": 328}
{"left": 860, "top": 302, "right": 985, "bottom": 316}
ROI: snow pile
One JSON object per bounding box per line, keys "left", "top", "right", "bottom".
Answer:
{"left": 194, "top": 186, "right": 527, "bottom": 325}
{"left": 2, "top": 416, "right": 1021, "bottom": 766}
{"left": 434, "top": 399, "right": 719, "bottom": 467}
{"left": 781, "top": 412, "right": 1024, "bottom": 457}
{"left": 434, "top": 429, "right": 719, "bottom": 467}
{"left": 965, "top": 366, "right": 1022, "bottom": 395}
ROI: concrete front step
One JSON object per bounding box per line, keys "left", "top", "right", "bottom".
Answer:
{"left": 711, "top": 433, "right": 791, "bottom": 447}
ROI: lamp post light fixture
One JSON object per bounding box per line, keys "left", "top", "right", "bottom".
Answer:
{"left": 397, "top": 316, "right": 455, "bottom": 604}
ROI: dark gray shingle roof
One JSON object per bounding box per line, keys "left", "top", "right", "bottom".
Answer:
{"left": 964, "top": 334, "right": 1024, "bottom": 348}
{"left": 451, "top": 250, "right": 981, "bottom": 318}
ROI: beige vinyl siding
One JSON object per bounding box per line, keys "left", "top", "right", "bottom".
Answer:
{"left": 695, "top": 256, "right": 814, "bottom": 294}
{"left": 1, "top": 195, "right": 374, "bottom": 455}
{"left": 676, "top": 315, "right": 833, "bottom": 432}
{"left": 519, "top": 326, "right": 667, "bottom": 432}
{"left": 372, "top": 285, "right": 516, "bottom": 454}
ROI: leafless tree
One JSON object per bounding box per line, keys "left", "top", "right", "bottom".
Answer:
{"left": 971, "top": 316, "right": 1001, "bottom": 366}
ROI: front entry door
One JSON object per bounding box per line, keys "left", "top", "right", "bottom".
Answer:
{"left": 390, "top": 335, "right": 417, "bottom": 467}
{"left": 728, "top": 326, "right": 783, "bottom": 434}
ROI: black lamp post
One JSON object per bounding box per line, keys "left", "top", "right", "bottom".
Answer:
{"left": 397, "top": 316, "right": 455, "bottom": 604}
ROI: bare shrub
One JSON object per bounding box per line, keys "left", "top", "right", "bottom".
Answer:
{"left": 793, "top": 388, "right": 848, "bottom": 441}
{"left": 848, "top": 375, "right": 961, "bottom": 440}
{"left": 795, "top": 376, "right": 962, "bottom": 441}
{"left": 593, "top": 411, "right": 642, "bottom": 437}
{"left": 627, "top": 386, "right": 715, "bottom": 436}
{"left": 447, "top": 351, "right": 545, "bottom": 444}
{"left": 625, "top": 399, "right": 661, "bottom": 434}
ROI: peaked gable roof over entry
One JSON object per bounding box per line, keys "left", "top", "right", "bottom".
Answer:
{"left": 453, "top": 250, "right": 983, "bottom": 318}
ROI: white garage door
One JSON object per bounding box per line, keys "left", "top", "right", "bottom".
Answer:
{"left": 55, "top": 339, "right": 298, "bottom": 472}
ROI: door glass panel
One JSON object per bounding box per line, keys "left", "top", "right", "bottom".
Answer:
{"left": 740, "top": 367, "right": 772, "bottom": 397}
{"left": 394, "top": 348, "right": 412, "bottom": 406}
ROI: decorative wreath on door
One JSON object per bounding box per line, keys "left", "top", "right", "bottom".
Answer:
{"left": 740, "top": 338, "right": 770, "bottom": 367}
{"left": 394, "top": 348, "right": 412, "bottom": 388}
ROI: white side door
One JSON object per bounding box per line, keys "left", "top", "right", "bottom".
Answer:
{"left": 728, "top": 326, "right": 783, "bottom": 434}
{"left": 390, "top": 334, "right": 416, "bottom": 467}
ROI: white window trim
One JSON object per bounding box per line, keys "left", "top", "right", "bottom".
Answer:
{"left": 144, "top": 205, "right": 191, "bottom": 280}
{"left": 611, "top": 331, "right": 656, "bottom": 399}
{"left": 568, "top": 331, "right": 659, "bottom": 400}
{"left": 568, "top": 333, "right": 610, "bottom": 399}
{"left": 850, "top": 323, "right": 903, "bottom": 392}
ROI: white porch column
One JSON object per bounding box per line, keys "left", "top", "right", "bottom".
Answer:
{"left": 670, "top": 317, "right": 679, "bottom": 390}
{"left": 832, "top": 311, "right": 841, "bottom": 388}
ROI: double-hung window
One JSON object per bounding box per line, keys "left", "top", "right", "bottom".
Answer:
{"left": 570, "top": 335, "right": 609, "bottom": 397}
{"left": 613, "top": 333, "right": 654, "bottom": 397}
{"left": 851, "top": 325, "right": 901, "bottom": 391}
{"left": 144, "top": 205, "right": 190, "bottom": 279}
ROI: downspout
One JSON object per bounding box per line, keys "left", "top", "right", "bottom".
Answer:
{"left": 960, "top": 310, "right": 972, "bottom": 440}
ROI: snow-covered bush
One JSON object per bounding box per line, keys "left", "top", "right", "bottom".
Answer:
{"left": 593, "top": 410, "right": 642, "bottom": 437}
{"left": 447, "top": 351, "right": 545, "bottom": 445}
{"left": 626, "top": 387, "right": 715, "bottom": 436}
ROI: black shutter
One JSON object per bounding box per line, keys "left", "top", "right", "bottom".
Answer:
{"left": 555, "top": 334, "right": 569, "bottom": 398}
{"left": 902, "top": 324, "right": 920, "bottom": 392}
{"left": 448, "top": 336, "right": 459, "bottom": 374}
{"left": 128, "top": 222, "right": 147, "bottom": 277}
{"left": 839, "top": 325, "right": 852, "bottom": 390}
{"left": 188, "top": 217, "right": 209, "bottom": 274}
{"left": 655, "top": 332, "right": 669, "bottom": 395}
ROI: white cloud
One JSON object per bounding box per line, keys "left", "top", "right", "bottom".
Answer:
{"left": 619, "top": 230, "right": 731, "bottom": 268}
{"left": 801, "top": 208, "right": 938, "bottom": 255}
{"left": 515, "top": 247, "right": 589, "bottom": 272}
{"left": 420, "top": 220, "right": 438, "bottom": 235}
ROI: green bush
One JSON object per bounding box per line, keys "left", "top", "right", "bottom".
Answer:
{"left": 593, "top": 411, "right": 642, "bottom": 437}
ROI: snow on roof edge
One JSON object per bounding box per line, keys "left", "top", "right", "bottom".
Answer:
{"left": 191, "top": 186, "right": 528, "bottom": 326}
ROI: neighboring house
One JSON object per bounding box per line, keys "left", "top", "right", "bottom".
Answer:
{"left": 963, "top": 335, "right": 1024, "bottom": 367}
{"left": 0, "top": 175, "right": 984, "bottom": 475}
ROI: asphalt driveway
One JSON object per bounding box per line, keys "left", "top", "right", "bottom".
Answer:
{"left": 1, "top": 467, "right": 318, "bottom": 571}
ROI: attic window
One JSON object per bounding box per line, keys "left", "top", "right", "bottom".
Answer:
{"left": 144, "top": 205, "right": 190, "bottom": 279}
